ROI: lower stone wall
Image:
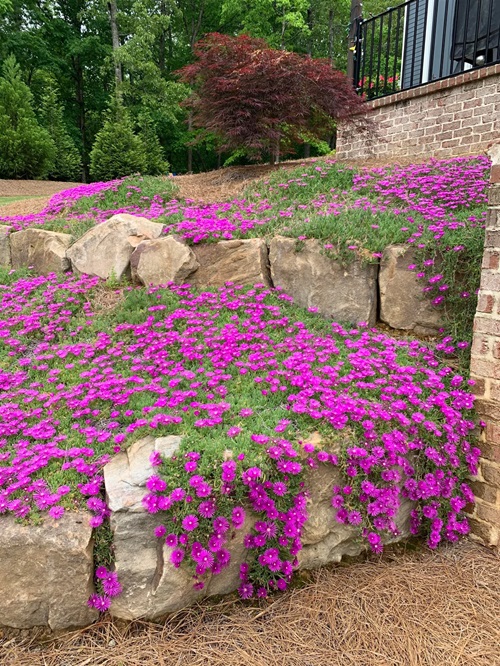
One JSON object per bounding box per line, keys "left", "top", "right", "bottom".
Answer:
{"left": 0, "top": 216, "right": 444, "bottom": 335}
{"left": 337, "top": 64, "right": 500, "bottom": 162}
{"left": 469, "top": 143, "right": 500, "bottom": 548}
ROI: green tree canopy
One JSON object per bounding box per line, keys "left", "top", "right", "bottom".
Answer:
{"left": 89, "top": 96, "right": 146, "bottom": 181}
{"left": 0, "top": 55, "right": 56, "bottom": 179}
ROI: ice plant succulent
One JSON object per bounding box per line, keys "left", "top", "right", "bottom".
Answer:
{"left": 0, "top": 152, "right": 488, "bottom": 604}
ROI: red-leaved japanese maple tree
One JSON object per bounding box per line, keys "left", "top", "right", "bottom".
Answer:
{"left": 178, "top": 33, "right": 368, "bottom": 163}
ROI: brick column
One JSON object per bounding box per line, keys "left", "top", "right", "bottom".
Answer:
{"left": 469, "top": 143, "right": 500, "bottom": 548}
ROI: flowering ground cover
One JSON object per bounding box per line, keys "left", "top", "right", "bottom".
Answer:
{"left": 0, "top": 268, "right": 480, "bottom": 606}
{"left": 0, "top": 155, "right": 489, "bottom": 358}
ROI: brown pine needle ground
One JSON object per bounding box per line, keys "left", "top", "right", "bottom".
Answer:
{"left": 2, "top": 540, "right": 499, "bottom": 666}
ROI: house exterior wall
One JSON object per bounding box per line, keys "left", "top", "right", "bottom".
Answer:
{"left": 469, "top": 143, "right": 500, "bottom": 549}
{"left": 336, "top": 63, "right": 500, "bottom": 162}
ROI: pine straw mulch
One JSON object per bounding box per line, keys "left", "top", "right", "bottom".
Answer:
{"left": 2, "top": 540, "right": 499, "bottom": 666}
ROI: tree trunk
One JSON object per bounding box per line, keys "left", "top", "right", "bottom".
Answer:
{"left": 73, "top": 55, "right": 88, "bottom": 182}
{"left": 307, "top": 7, "right": 313, "bottom": 56}
{"left": 328, "top": 8, "right": 334, "bottom": 65}
{"left": 158, "top": 0, "right": 168, "bottom": 74}
{"left": 108, "top": 1, "right": 122, "bottom": 86}
{"left": 304, "top": 143, "right": 311, "bottom": 158}
{"left": 187, "top": 112, "right": 193, "bottom": 173}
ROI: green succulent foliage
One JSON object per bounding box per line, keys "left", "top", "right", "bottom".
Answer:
{"left": 0, "top": 55, "right": 56, "bottom": 179}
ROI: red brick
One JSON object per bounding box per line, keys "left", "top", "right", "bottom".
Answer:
{"left": 485, "top": 209, "right": 500, "bottom": 230}
{"left": 491, "top": 380, "right": 500, "bottom": 402}
{"left": 474, "top": 399, "right": 500, "bottom": 420}
{"left": 473, "top": 317, "right": 500, "bottom": 336}
{"left": 493, "top": 341, "right": 500, "bottom": 359}
{"left": 482, "top": 250, "right": 500, "bottom": 270}
{"left": 476, "top": 293, "right": 495, "bottom": 313}
{"left": 471, "top": 358, "right": 500, "bottom": 379}
{"left": 470, "top": 376, "right": 487, "bottom": 398}
{"left": 491, "top": 165, "right": 500, "bottom": 184}
{"left": 485, "top": 421, "right": 500, "bottom": 448}
{"left": 471, "top": 335, "right": 491, "bottom": 356}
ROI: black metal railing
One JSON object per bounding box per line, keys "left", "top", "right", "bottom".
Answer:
{"left": 353, "top": 0, "right": 500, "bottom": 100}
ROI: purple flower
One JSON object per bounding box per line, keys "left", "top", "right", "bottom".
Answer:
{"left": 231, "top": 506, "right": 246, "bottom": 528}
{"left": 170, "top": 548, "right": 185, "bottom": 568}
{"left": 182, "top": 514, "right": 199, "bottom": 532}
{"left": 238, "top": 583, "right": 254, "bottom": 599}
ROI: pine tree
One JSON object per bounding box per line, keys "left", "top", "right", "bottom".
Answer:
{"left": 137, "top": 112, "right": 168, "bottom": 176}
{"left": 39, "top": 83, "right": 83, "bottom": 181}
{"left": 89, "top": 96, "right": 146, "bottom": 181}
{"left": 0, "top": 56, "right": 56, "bottom": 179}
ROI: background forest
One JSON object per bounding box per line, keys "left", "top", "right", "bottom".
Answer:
{"left": 0, "top": 0, "right": 392, "bottom": 181}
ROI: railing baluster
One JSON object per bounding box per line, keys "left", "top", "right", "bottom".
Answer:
{"left": 461, "top": 0, "right": 472, "bottom": 72}
{"left": 384, "top": 9, "right": 393, "bottom": 92}
{"left": 410, "top": 0, "right": 419, "bottom": 87}
{"left": 360, "top": 21, "right": 367, "bottom": 97}
{"left": 375, "top": 13, "right": 384, "bottom": 97}
{"left": 401, "top": 1, "right": 411, "bottom": 89}
{"left": 439, "top": 0, "right": 450, "bottom": 78}
{"left": 419, "top": 0, "right": 429, "bottom": 83}
{"left": 472, "top": 0, "right": 482, "bottom": 66}
{"left": 369, "top": 18, "right": 376, "bottom": 96}
{"left": 393, "top": 6, "right": 403, "bottom": 93}
{"left": 428, "top": 0, "right": 440, "bottom": 80}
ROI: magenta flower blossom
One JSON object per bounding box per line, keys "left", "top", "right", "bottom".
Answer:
{"left": 231, "top": 506, "right": 246, "bottom": 528}
{"left": 182, "top": 514, "right": 199, "bottom": 532}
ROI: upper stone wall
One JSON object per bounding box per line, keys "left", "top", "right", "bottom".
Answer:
{"left": 336, "top": 64, "right": 500, "bottom": 163}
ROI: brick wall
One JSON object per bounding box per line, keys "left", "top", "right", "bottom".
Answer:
{"left": 469, "top": 143, "right": 500, "bottom": 548}
{"left": 336, "top": 63, "right": 500, "bottom": 162}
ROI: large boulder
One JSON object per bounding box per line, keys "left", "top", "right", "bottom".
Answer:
{"left": 189, "top": 238, "right": 271, "bottom": 288}
{"left": 131, "top": 235, "right": 199, "bottom": 286}
{"left": 0, "top": 513, "right": 97, "bottom": 630}
{"left": 10, "top": 228, "right": 73, "bottom": 275}
{"left": 105, "top": 435, "right": 256, "bottom": 620}
{"left": 269, "top": 236, "right": 379, "bottom": 326}
{"left": 379, "top": 245, "right": 443, "bottom": 335}
{"left": 67, "top": 214, "right": 164, "bottom": 280}
{"left": 105, "top": 435, "right": 412, "bottom": 621}
{"left": 0, "top": 225, "right": 10, "bottom": 267}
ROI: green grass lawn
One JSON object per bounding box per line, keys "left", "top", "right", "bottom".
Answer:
{"left": 0, "top": 195, "right": 39, "bottom": 206}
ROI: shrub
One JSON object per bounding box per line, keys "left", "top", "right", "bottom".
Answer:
{"left": 0, "top": 56, "right": 56, "bottom": 179}
{"left": 178, "top": 33, "right": 368, "bottom": 162}
{"left": 89, "top": 96, "right": 146, "bottom": 181}
{"left": 39, "top": 84, "right": 83, "bottom": 181}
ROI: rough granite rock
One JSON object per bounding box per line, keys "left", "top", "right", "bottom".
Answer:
{"left": 190, "top": 238, "right": 271, "bottom": 288}
{"left": 105, "top": 435, "right": 257, "bottom": 620}
{"left": 299, "top": 461, "right": 413, "bottom": 570}
{"left": 379, "top": 244, "right": 443, "bottom": 335}
{"left": 105, "top": 436, "right": 412, "bottom": 621}
{"left": 0, "top": 224, "right": 11, "bottom": 267}
{"left": 0, "top": 513, "right": 98, "bottom": 630}
{"left": 10, "top": 228, "right": 73, "bottom": 275}
{"left": 269, "top": 236, "right": 378, "bottom": 326}
{"left": 131, "top": 235, "right": 199, "bottom": 286}
{"left": 67, "top": 214, "right": 164, "bottom": 280}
